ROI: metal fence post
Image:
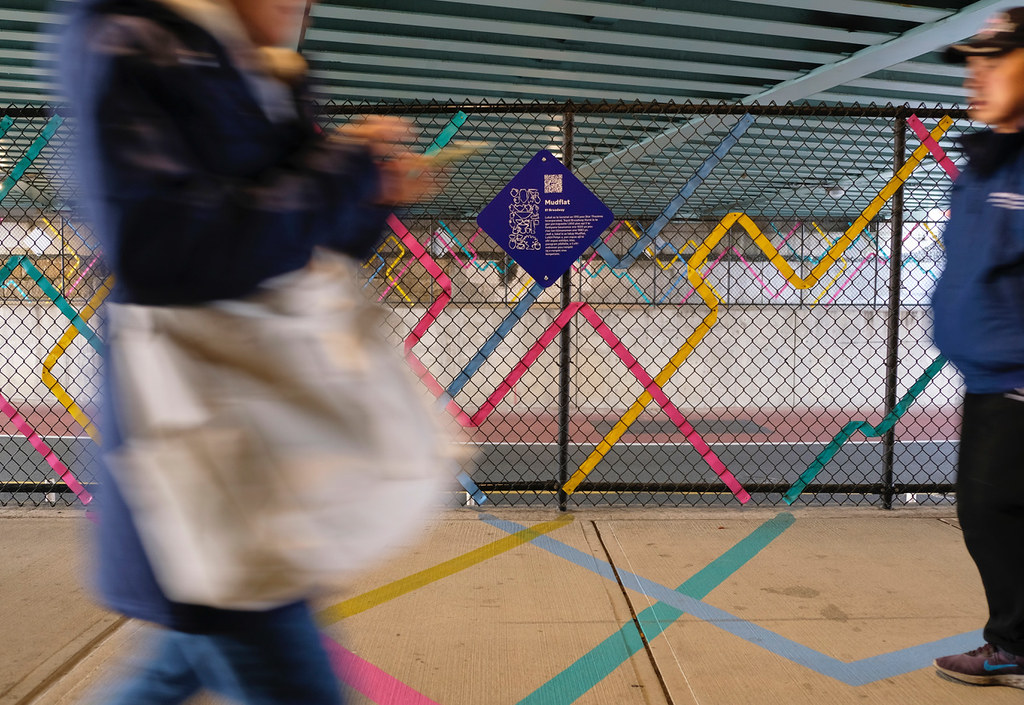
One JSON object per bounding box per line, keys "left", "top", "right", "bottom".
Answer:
{"left": 881, "top": 113, "right": 907, "bottom": 509}
{"left": 557, "top": 110, "right": 575, "bottom": 511}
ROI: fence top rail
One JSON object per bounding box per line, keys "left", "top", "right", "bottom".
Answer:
{"left": 314, "top": 101, "right": 967, "bottom": 119}
{"left": 8, "top": 101, "right": 967, "bottom": 120}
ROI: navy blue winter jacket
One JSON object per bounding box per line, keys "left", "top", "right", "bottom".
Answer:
{"left": 933, "top": 129, "right": 1024, "bottom": 394}
{"left": 62, "top": 0, "right": 389, "bottom": 305}
{"left": 60, "top": 0, "right": 391, "bottom": 631}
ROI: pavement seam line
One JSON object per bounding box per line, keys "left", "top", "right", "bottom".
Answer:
{"left": 14, "top": 616, "right": 128, "bottom": 705}
{"left": 486, "top": 514, "right": 982, "bottom": 686}
{"left": 590, "top": 519, "right": 676, "bottom": 705}
{"left": 511, "top": 512, "right": 796, "bottom": 704}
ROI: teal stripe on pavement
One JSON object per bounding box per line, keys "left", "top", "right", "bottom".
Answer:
{"left": 516, "top": 512, "right": 796, "bottom": 705}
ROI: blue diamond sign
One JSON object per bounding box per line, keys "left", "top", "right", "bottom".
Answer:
{"left": 476, "top": 150, "right": 614, "bottom": 287}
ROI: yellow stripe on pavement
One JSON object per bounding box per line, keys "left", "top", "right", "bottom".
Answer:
{"left": 316, "top": 515, "right": 573, "bottom": 625}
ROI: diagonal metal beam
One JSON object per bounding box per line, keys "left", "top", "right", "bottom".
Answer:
{"left": 748, "top": 0, "right": 1017, "bottom": 104}
{"left": 578, "top": 0, "right": 1007, "bottom": 177}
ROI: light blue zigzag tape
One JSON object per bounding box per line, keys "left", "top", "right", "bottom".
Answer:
{"left": 594, "top": 113, "right": 757, "bottom": 270}
{"left": 516, "top": 511, "right": 795, "bottom": 704}
{"left": 57, "top": 214, "right": 101, "bottom": 253}
{"left": 3, "top": 281, "right": 29, "bottom": 299}
{"left": 445, "top": 281, "right": 544, "bottom": 399}
{"left": 362, "top": 251, "right": 390, "bottom": 285}
{"left": 445, "top": 116, "right": 756, "bottom": 399}
{"left": 481, "top": 513, "right": 981, "bottom": 689}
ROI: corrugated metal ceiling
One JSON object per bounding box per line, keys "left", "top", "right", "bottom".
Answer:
{"left": 0, "top": 0, "right": 1013, "bottom": 218}
{"left": 0, "top": 0, "right": 1017, "bottom": 107}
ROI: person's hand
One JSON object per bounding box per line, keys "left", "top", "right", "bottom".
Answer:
{"left": 336, "top": 115, "right": 415, "bottom": 160}
{"left": 376, "top": 153, "right": 445, "bottom": 206}
{"left": 335, "top": 116, "right": 447, "bottom": 206}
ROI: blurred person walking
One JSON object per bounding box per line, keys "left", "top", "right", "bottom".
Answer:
{"left": 931, "top": 7, "right": 1024, "bottom": 691}
{"left": 59, "top": 0, "right": 442, "bottom": 702}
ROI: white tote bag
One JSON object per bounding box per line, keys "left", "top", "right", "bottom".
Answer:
{"left": 105, "top": 253, "right": 450, "bottom": 609}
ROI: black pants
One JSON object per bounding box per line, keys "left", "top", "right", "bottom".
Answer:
{"left": 957, "top": 392, "right": 1024, "bottom": 655}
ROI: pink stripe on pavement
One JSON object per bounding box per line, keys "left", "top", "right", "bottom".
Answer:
{"left": 322, "top": 635, "right": 441, "bottom": 705}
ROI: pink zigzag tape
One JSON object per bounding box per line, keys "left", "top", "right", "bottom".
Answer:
{"left": 322, "top": 635, "right": 441, "bottom": 705}
{"left": 732, "top": 247, "right": 791, "bottom": 299}
{"left": 822, "top": 222, "right": 927, "bottom": 306}
{"left": 442, "top": 238, "right": 471, "bottom": 268}
{"left": 678, "top": 247, "right": 730, "bottom": 304}
{"left": 387, "top": 214, "right": 749, "bottom": 502}
{"left": 824, "top": 252, "right": 881, "bottom": 306}
{"left": 908, "top": 114, "right": 960, "bottom": 179}
{"left": 580, "top": 222, "right": 624, "bottom": 273}
{"left": 67, "top": 252, "right": 102, "bottom": 297}
{"left": 731, "top": 221, "right": 802, "bottom": 300}
{"left": 0, "top": 393, "right": 92, "bottom": 504}
{"left": 393, "top": 215, "right": 467, "bottom": 423}
{"left": 483, "top": 301, "right": 750, "bottom": 502}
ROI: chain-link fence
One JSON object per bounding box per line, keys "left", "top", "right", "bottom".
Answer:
{"left": 0, "top": 101, "right": 969, "bottom": 508}
{"left": 0, "top": 106, "right": 110, "bottom": 507}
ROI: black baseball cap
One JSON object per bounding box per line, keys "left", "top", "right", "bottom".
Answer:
{"left": 945, "top": 8, "right": 1024, "bottom": 63}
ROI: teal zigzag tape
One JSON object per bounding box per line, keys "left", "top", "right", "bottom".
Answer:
{"left": 0, "top": 115, "right": 62, "bottom": 202}
{"left": 783, "top": 355, "right": 948, "bottom": 504}
{"left": 0, "top": 115, "right": 14, "bottom": 141}
{"left": 0, "top": 256, "right": 104, "bottom": 355}
{"left": 423, "top": 111, "right": 468, "bottom": 156}
{"left": 515, "top": 512, "right": 796, "bottom": 705}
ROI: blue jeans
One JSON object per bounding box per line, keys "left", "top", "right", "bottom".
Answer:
{"left": 98, "top": 603, "right": 344, "bottom": 705}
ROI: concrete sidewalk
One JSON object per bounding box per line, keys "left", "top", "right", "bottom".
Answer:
{"left": 2, "top": 506, "right": 1020, "bottom": 705}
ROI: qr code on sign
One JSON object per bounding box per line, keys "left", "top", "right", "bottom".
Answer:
{"left": 543, "top": 174, "right": 562, "bottom": 193}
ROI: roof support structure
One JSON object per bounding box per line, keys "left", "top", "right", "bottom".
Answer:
{"left": 578, "top": 0, "right": 1010, "bottom": 176}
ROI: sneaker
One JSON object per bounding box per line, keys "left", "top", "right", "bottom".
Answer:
{"left": 934, "top": 643, "right": 1024, "bottom": 689}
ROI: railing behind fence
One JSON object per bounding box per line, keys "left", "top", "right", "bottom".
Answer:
{"left": 0, "top": 102, "right": 968, "bottom": 508}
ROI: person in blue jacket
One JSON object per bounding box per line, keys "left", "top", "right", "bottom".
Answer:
{"left": 931, "top": 8, "right": 1024, "bottom": 691}
{"left": 59, "top": 0, "right": 437, "bottom": 702}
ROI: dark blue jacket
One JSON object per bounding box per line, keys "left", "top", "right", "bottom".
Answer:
{"left": 933, "top": 130, "right": 1024, "bottom": 394}
{"left": 61, "top": 0, "right": 390, "bottom": 631}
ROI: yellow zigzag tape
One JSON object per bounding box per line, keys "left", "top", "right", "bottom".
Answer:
{"left": 41, "top": 277, "right": 114, "bottom": 443}
{"left": 809, "top": 221, "right": 850, "bottom": 306}
{"left": 564, "top": 115, "right": 954, "bottom": 494}
{"left": 40, "top": 216, "right": 81, "bottom": 286}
